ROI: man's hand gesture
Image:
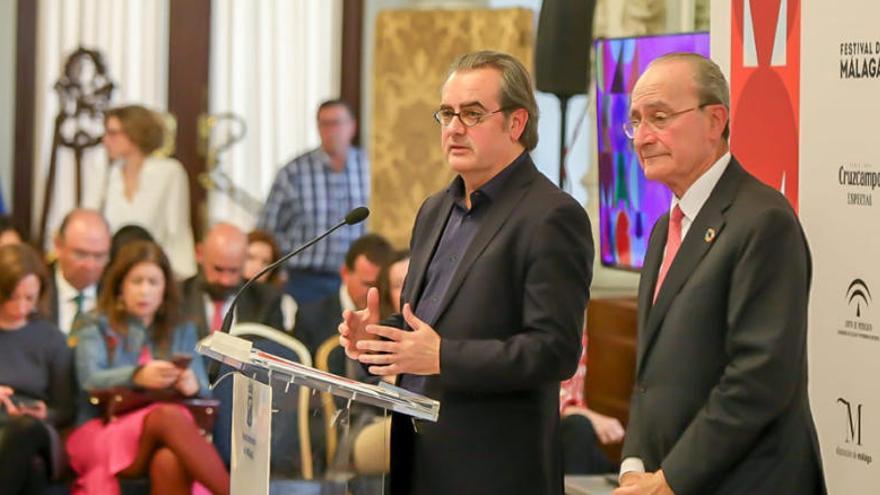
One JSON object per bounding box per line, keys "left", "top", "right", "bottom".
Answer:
{"left": 338, "top": 287, "right": 381, "bottom": 359}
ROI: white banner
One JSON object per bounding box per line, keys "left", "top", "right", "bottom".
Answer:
{"left": 231, "top": 373, "right": 272, "bottom": 495}
{"left": 800, "top": 2, "right": 880, "bottom": 491}
{"left": 712, "top": 1, "right": 880, "bottom": 492}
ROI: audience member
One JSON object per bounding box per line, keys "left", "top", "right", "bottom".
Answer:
{"left": 258, "top": 99, "right": 369, "bottom": 305}
{"left": 379, "top": 249, "right": 410, "bottom": 318}
{"left": 296, "top": 233, "right": 393, "bottom": 367}
{"left": 0, "top": 215, "right": 22, "bottom": 246}
{"left": 87, "top": 104, "right": 197, "bottom": 279}
{"left": 559, "top": 328, "right": 622, "bottom": 475}
{"left": 109, "top": 224, "right": 155, "bottom": 266}
{"left": 243, "top": 229, "right": 298, "bottom": 331}
{"left": 243, "top": 229, "right": 284, "bottom": 285}
{"left": 45, "top": 209, "right": 111, "bottom": 336}
{"left": 66, "top": 241, "right": 229, "bottom": 495}
{"left": 181, "top": 223, "right": 285, "bottom": 340}
{"left": 0, "top": 244, "right": 74, "bottom": 494}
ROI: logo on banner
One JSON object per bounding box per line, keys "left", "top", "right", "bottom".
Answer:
{"left": 838, "top": 163, "right": 877, "bottom": 207}
{"left": 835, "top": 398, "right": 872, "bottom": 465}
{"left": 839, "top": 278, "right": 875, "bottom": 342}
{"left": 847, "top": 279, "right": 872, "bottom": 317}
{"left": 731, "top": 0, "right": 801, "bottom": 210}
{"left": 247, "top": 380, "right": 255, "bottom": 428}
{"left": 840, "top": 40, "right": 880, "bottom": 79}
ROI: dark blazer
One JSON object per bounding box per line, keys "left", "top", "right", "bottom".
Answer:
{"left": 621, "top": 158, "right": 824, "bottom": 495}
{"left": 296, "top": 293, "right": 343, "bottom": 359}
{"left": 387, "top": 155, "right": 593, "bottom": 495}
{"left": 42, "top": 262, "right": 62, "bottom": 329}
{"left": 179, "top": 274, "right": 286, "bottom": 338}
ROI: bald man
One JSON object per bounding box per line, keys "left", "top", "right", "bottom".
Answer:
{"left": 180, "top": 223, "right": 286, "bottom": 339}
{"left": 46, "top": 209, "right": 111, "bottom": 335}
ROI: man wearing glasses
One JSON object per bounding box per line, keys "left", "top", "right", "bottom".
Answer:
{"left": 46, "top": 209, "right": 111, "bottom": 337}
{"left": 614, "top": 53, "right": 824, "bottom": 495}
{"left": 339, "top": 50, "right": 593, "bottom": 494}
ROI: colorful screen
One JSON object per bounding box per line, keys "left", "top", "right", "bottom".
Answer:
{"left": 595, "top": 32, "right": 710, "bottom": 271}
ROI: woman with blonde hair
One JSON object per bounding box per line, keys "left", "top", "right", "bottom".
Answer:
{"left": 66, "top": 241, "right": 228, "bottom": 495}
{"left": 87, "top": 104, "right": 196, "bottom": 278}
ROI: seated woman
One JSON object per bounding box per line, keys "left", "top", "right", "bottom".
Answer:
{"left": 244, "top": 229, "right": 298, "bottom": 332}
{"left": 0, "top": 244, "right": 74, "bottom": 494}
{"left": 66, "top": 241, "right": 229, "bottom": 495}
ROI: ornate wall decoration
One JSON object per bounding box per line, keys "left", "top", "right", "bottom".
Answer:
{"left": 370, "top": 7, "right": 534, "bottom": 248}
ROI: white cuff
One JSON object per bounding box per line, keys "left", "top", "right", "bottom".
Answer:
{"left": 619, "top": 457, "right": 646, "bottom": 482}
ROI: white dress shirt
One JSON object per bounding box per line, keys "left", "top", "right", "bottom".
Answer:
{"left": 87, "top": 156, "right": 197, "bottom": 279}
{"left": 54, "top": 267, "right": 96, "bottom": 335}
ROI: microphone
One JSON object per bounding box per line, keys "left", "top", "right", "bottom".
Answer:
{"left": 217, "top": 206, "right": 370, "bottom": 334}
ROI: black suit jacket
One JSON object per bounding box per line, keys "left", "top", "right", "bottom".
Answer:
{"left": 179, "top": 274, "right": 286, "bottom": 338}
{"left": 387, "top": 156, "right": 593, "bottom": 495}
{"left": 621, "top": 158, "right": 824, "bottom": 494}
{"left": 296, "top": 294, "right": 350, "bottom": 375}
{"left": 43, "top": 262, "right": 62, "bottom": 329}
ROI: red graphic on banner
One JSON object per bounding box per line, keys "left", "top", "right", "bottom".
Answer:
{"left": 730, "top": 0, "right": 800, "bottom": 211}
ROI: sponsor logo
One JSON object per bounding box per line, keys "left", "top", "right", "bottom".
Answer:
{"left": 246, "top": 380, "right": 254, "bottom": 428}
{"left": 839, "top": 278, "right": 875, "bottom": 342}
{"left": 847, "top": 279, "right": 872, "bottom": 318}
{"left": 835, "top": 398, "right": 872, "bottom": 465}
{"left": 838, "top": 163, "right": 876, "bottom": 207}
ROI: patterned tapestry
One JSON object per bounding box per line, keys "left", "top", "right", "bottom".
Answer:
{"left": 370, "top": 8, "right": 534, "bottom": 249}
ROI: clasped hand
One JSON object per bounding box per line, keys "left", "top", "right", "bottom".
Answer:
{"left": 338, "top": 287, "right": 441, "bottom": 376}
{"left": 133, "top": 360, "right": 199, "bottom": 396}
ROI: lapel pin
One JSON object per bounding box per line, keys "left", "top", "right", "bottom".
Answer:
{"left": 704, "top": 228, "right": 716, "bottom": 243}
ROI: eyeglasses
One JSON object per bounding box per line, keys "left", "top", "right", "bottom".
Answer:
{"left": 623, "top": 105, "right": 708, "bottom": 139}
{"left": 68, "top": 248, "right": 109, "bottom": 263}
{"left": 433, "top": 107, "right": 511, "bottom": 127}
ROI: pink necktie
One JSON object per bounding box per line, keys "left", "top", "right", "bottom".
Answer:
{"left": 211, "top": 300, "right": 225, "bottom": 333}
{"left": 653, "top": 205, "right": 684, "bottom": 303}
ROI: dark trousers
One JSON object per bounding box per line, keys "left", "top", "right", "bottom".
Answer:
{"left": 285, "top": 269, "right": 341, "bottom": 305}
{"left": 560, "top": 413, "right": 617, "bottom": 475}
{"left": 0, "top": 415, "right": 52, "bottom": 494}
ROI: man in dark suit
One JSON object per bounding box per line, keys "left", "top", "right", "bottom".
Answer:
{"left": 296, "top": 233, "right": 393, "bottom": 372}
{"left": 614, "top": 53, "right": 823, "bottom": 495}
{"left": 44, "top": 209, "right": 111, "bottom": 336}
{"left": 340, "top": 51, "right": 593, "bottom": 495}
{"left": 180, "top": 222, "right": 285, "bottom": 339}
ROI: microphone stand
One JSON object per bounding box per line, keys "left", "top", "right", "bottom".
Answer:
{"left": 216, "top": 207, "right": 369, "bottom": 335}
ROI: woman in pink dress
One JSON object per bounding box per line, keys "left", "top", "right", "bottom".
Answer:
{"left": 66, "top": 241, "right": 229, "bottom": 495}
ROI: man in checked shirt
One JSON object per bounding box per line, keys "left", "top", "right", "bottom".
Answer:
{"left": 258, "top": 99, "right": 369, "bottom": 305}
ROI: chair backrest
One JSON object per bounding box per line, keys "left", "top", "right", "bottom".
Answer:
{"left": 229, "top": 323, "right": 314, "bottom": 479}
{"left": 231, "top": 323, "right": 312, "bottom": 367}
{"left": 314, "top": 334, "right": 342, "bottom": 467}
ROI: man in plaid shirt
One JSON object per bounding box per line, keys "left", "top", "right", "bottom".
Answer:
{"left": 258, "top": 100, "right": 369, "bottom": 304}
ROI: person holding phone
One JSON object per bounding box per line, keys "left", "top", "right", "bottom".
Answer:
{"left": 0, "top": 244, "right": 75, "bottom": 494}
{"left": 66, "top": 241, "right": 229, "bottom": 495}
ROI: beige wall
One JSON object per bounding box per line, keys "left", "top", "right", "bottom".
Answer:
{"left": 0, "top": 0, "right": 16, "bottom": 210}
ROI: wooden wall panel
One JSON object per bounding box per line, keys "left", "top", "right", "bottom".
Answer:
{"left": 585, "top": 297, "right": 638, "bottom": 462}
